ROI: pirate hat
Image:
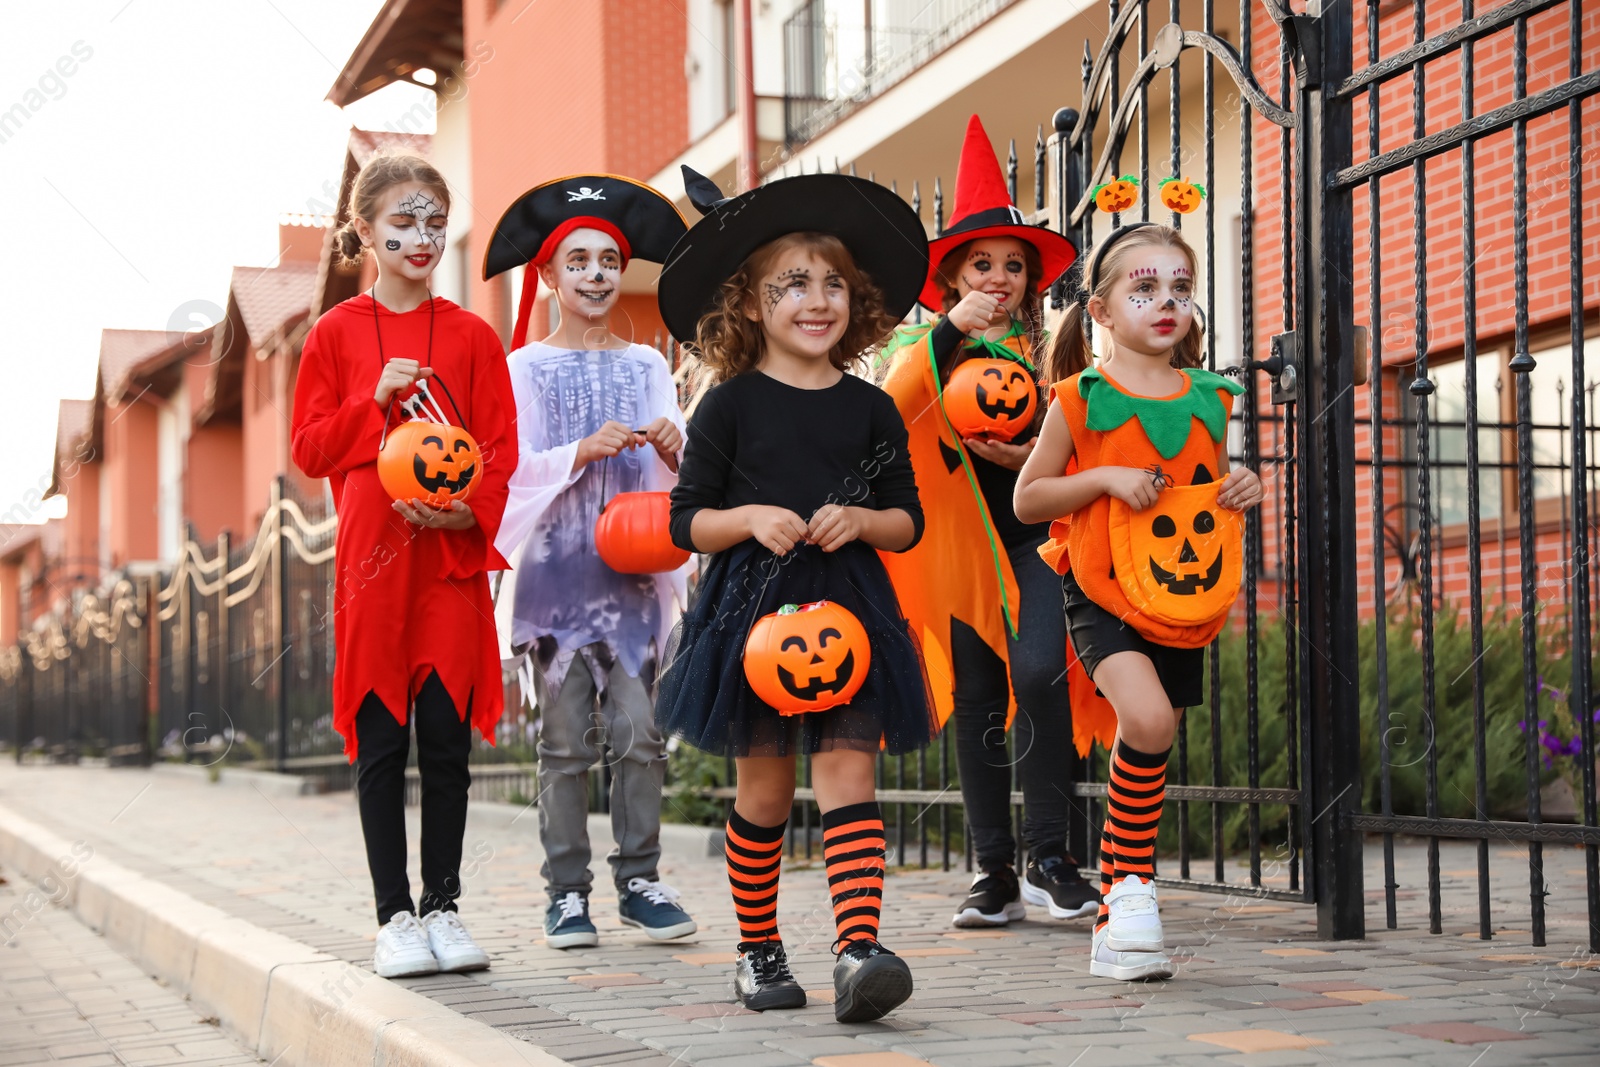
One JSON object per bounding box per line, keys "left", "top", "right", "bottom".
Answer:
{"left": 483, "top": 174, "right": 687, "bottom": 349}
{"left": 658, "top": 166, "right": 929, "bottom": 344}
{"left": 920, "top": 115, "right": 1078, "bottom": 311}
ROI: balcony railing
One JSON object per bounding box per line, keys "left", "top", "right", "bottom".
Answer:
{"left": 782, "top": 0, "right": 1018, "bottom": 147}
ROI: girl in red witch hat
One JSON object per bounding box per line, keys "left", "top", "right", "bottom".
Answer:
{"left": 290, "top": 151, "right": 515, "bottom": 979}
{"left": 876, "top": 115, "right": 1098, "bottom": 931}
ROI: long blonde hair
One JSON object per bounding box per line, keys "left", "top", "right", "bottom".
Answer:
{"left": 1042, "top": 224, "right": 1203, "bottom": 385}
{"left": 691, "top": 232, "right": 900, "bottom": 383}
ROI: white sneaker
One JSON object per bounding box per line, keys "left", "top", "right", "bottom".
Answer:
{"left": 1089, "top": 924, "right": 1175, "bottom": 981}
{"left": 373, "top": 911, "right": 439, "bottom": 978}
{"left": 422, "top": 909, "right": 491, "bottom": 973}
{"left": 1103, "top": 874, "right": 1163, "bottom": 952}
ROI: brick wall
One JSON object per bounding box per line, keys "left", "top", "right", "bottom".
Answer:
{"left": 464, "top": 0, "right": 689, "bottom": 343}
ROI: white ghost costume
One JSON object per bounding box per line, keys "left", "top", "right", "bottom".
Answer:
{"left": 494, "top": 342, "right": 692, "bottom": 701}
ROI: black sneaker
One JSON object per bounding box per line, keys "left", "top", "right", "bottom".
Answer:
{"left": 1020, "top": 853, "right": 1101, "bottom": 919}
{"left": 832, "top": 939, "right": 913, "bottom": 1023}
{"left": 733, "top": 941, "right": 807, "bottom": 1011}
{"left": 951, "top": 864, "right": 1025, "bottom": 927}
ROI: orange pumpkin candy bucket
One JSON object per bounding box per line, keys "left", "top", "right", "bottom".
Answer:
{"left": 594, "top": 491, "right": 691, "bottom": 574}
{"left": 941, "top": 357, "right": 1039, "bottom": 442}
{"left": 377, "top": 377, "right": 482, "bottom": 508}
{"left": 742, "top": 601, "right": 871, "bottom": 715}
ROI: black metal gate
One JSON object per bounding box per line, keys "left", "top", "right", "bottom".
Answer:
{"left": 1054, "top": 0, "right": 1597, "bottom": 948}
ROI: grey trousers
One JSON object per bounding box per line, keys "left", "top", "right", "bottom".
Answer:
{"left": 532, "top": 648, "right": 666, "bottom": 896}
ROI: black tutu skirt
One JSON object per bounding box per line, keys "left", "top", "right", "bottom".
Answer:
{"left": 657, "top": 540, "right": 936, "bottom": 758}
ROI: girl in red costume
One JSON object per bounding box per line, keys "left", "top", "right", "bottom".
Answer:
{"left": 291, "top": 152, "right": 515, "bottom": 979}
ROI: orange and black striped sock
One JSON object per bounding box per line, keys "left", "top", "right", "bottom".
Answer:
{"left": 1095, "top": 811, "right": 1116, "bottom": 931}
{"left": 821, "top": 801, "right": 886, "bottom": 948}
{"left": 726, "top": 808, "right": 786, "bottom": 944}
{"left": 1106, "top": 739, "right": 1169, "bottom": 891}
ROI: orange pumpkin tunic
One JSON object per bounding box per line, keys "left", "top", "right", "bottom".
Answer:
{"left": 877, "top": 322, "right": 1034, "bottom": 729}
{"left": 1037, "top": 364, "right": 1245, "bottom": 752}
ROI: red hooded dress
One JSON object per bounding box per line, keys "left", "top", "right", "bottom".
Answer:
{"left": 290, "top": 293, "right": 515, "bottom": 762}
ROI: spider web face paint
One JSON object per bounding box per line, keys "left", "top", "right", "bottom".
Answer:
{"left": 395, "top": 189, "right": 447, "bottom": 253}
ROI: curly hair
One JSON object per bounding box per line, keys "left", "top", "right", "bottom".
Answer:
{"left": 691, "top": 232, "right": 902, "bottom": 383}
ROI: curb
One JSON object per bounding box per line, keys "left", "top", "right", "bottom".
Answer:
{"left": 0, "top": 802, "right": 573, "bottom": 1067}
{"left": 150, "top": 761, "right": 325, "bottom": 798}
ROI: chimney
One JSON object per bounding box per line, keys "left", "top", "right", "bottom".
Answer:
{"left": 278, "top": 214, "right": 334, "bottom": 265}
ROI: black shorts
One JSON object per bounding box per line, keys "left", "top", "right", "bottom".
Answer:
{"left": 1061, "top": 572, "right": 1206, "bottom": 710}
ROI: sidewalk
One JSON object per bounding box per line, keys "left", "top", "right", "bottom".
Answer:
{"left": 1, "top": 762, "right": 1597, "bottom": 1067}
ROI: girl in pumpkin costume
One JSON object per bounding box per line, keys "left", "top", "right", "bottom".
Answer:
{"left": 656, "top": 167, "right": 936, "bottom": 1022}
{"left": 290, "top": 153, "right": 513, "bottom": 978}
{"left": 877, "top": 116, "right": 1098, "bottom": 928}
{"left": 482, "top": 176, "right": 699, "bottom": 950}
{"left": 1015, "top": 223, "right": 1263, "bottom": 981}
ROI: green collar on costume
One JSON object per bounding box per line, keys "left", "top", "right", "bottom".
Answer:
{"left": 1079, "top": 366, "right": 1245, "bottom": 460}
{"left": 961, "top": 320, "right": 1037, "bottom": 371}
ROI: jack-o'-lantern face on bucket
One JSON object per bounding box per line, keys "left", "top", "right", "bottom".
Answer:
{"left": 378, "top": 421, "right": 482, "bottom": 506}
{"left": 743, "top": 601, "right": 872, "bottom": 714}
{"left": 942, "top": 358, "right": 1039, "bottom": 442}
{"left": 1124, "top": 481, "right": 1241, "bottom": 619}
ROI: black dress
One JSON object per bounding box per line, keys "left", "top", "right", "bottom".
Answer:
{"left": 656, "top": 370, "right": 937, "bottom": 758}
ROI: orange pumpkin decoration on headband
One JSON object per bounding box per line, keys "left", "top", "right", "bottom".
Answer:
{"left": 1158, "top": 176, "right": 1207, "bottom": 214}
{"left": 378, "top": 421, "right": 482, "bottom": 507}
{"left": 594, "top": 492, "right": 691, "bottom": 574}
{"left": 1093, "top": 175, "right": 1140, "bottom": 214}
{"left": 942, "top": 358, "right": 1039, "bottom": 442}
{"left": 1109, "top": 481, "right": 1243, "bottom": 626}
{"left": 743, "top": 601, "right": 871, "bottom": 715}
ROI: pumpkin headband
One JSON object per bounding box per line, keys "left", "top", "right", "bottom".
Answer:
{"left": 1073, "top": 221, "right": 1157, "bottom": 308}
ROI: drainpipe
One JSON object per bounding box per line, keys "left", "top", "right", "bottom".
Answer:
{"left": 738, "top": 0, "right": 758, "bottom": 192}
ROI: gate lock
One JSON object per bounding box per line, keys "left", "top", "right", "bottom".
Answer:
{"left": 1255, "top": 331, "right": 1298, "bottom": 406}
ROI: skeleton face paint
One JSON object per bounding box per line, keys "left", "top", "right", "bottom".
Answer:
{"left": 368, "top": 181, "right": 448, "bottom": 282}
{"left": 543, "top": 226, "right": 623, "bottom": 322}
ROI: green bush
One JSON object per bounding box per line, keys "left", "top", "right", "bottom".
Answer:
{"left": 1164, "top": 603, "right": 1594, "bottom": 856}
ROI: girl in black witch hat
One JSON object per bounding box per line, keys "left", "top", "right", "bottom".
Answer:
{"left": 656, "top": 166, "right": 936, "bottom": 1023}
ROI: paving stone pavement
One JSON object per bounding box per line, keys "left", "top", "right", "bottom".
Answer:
{"left": 0, "top": 844, "right": 264, "bottom": 1065}
{"left": 1, "top": 762, "right": 1597, "bottom": 1067}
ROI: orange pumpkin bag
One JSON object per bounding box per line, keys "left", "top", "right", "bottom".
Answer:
{"left": 1108, "top": 482, "right": 1243, "bottom": 628}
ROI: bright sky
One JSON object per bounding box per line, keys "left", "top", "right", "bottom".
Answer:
{"left": 5, "top": 0, "right": 433, "bottom": 525}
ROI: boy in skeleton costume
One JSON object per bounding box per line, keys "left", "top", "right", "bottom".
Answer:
{"left": 485, "top": 176, "right": 696, "bottom": 948}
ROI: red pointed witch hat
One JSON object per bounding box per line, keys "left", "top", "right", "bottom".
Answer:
{"left": 920, "top": 115, "right": 1078, "bottom": 311}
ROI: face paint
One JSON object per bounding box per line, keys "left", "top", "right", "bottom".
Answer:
{"left": 370, "top": 182, "right": 448, "bottom": 279}
{"left": 545, "top": 227, "right": 623, "bottom": 318}
{"left": 755, "top": 251, "right": 849, "bottom": 360}
{"left": 396, "top": 190, "right": 446, "bottom": 252}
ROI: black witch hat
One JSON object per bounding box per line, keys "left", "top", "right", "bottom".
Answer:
{"left": 657, "top": 166, "right": 929, "bottom": 344}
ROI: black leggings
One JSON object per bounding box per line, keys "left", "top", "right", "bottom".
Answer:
{"left": 353, "top": 671, "right": 472, "bottom": 925}
{"left": 951, "top": 542, "right": 1087, "bottom": 871}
